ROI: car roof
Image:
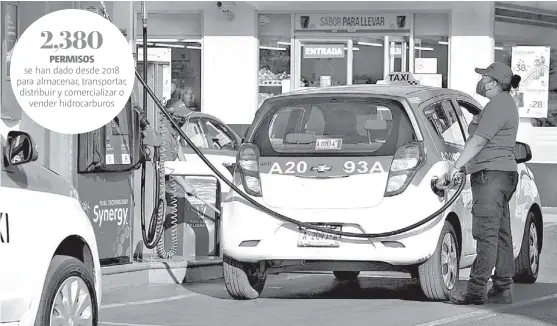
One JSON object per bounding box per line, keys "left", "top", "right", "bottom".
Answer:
{"left": 272, "top": 84, "right": 468, "bottom": 100}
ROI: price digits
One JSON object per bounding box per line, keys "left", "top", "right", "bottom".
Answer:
{"left": 530, "top": 101, "right": 544, "bottom": 108}
{"left": 41, "top": 31, "right": 103, "bottom": 50}
{"left": 515, "top": 63, "right": 527, "bottom": 72}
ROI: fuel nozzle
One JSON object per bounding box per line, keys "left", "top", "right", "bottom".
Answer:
{"left": 431, "top": 171, "right": 464, "bottom": 197}
{"left": 133, "top": 104, "right": 150, "bottom": 130}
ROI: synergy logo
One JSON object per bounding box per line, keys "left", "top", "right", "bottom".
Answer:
{"left": 92, "top": 199, "right": 129, "bottom": 227}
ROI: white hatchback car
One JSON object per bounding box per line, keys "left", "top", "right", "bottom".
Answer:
{"left": 220, "top": 82, "right": 543, "bottom": 301}
{"left": 1, "top": 131, "right": 102, "bottom": 325}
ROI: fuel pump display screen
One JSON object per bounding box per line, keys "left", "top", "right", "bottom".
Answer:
{"left": 105, "top": 111, "right": 132, "bottom": 165}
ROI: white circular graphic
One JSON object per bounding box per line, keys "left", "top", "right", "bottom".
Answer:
{"left": 10, "top": 9, "right": 135, "bottom": 134}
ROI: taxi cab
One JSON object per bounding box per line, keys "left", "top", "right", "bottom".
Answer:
{"left": 1, "top": 131, "right": 102, "bottom": 325}
{"left": 220, "top": 72, "right": 543, "bottom": 301}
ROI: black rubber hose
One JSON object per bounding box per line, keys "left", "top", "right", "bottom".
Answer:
{"left": 135, "top": 70, "right": 466, "bottom": 239}
{"left": 140, "top": 147, "right": 165, "bottom": 249}
{"left": 142, "top": 2, "right": 148, "bottom": 116}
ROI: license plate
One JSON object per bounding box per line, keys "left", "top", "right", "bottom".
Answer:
{"left": 315, "top": 138, "right": 342, "bottom": 150}
{"left": 297, "top": 225, "right": 342, "bottom": 247}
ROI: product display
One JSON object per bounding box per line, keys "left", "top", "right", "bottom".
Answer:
{"left": 353, "top": 74, "right": 373, "bottom": 84}
{"left": 258, "top": 67, "right": 293, "bottom": 107}
{"left": 258, "top": 67, "right": 289, "bottom": 86}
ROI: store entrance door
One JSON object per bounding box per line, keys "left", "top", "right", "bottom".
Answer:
{"left": 385, "top": 35, "right": 409, "bottom": 76}
{"left": 294, "top": 35, "right": 410, "bottom": 90}
{"left": 296, "top": 39, "right": 350, "bottom": 89}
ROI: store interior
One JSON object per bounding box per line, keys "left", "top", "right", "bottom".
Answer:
{"left": 257, "top": 13, "right": 450, "bottom": 107}
{"left": 135, "top": 12, "right": 203, "bottom": 111}
{"left": 137, "top": 38, "right": 203, "bottom": 111}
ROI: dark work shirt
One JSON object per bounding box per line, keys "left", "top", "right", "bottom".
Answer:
{"left": 466, "top": 92, "right": 519, "bottom": 174}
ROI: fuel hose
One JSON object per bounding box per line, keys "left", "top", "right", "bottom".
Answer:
{"left": 135, "top": 71, "right": 466, "bottom": 239}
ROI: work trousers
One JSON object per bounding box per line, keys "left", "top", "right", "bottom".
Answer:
{"left": 466, "top": 170, "right": 519, "bottom": 295}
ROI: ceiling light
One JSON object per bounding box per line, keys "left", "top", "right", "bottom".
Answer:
{"left": 154, "top": 43, "right": 185, "bottom": 48}
{"left": 358, "top": 41, "right": 383, "bottom": 47}
{"left": 260, "top": 46, "right": 287, "bottom": 51}
{"left": 438, "top": 41, "right": 449, "bottom": 45}
{"left": 277, "top": 41, "right": 291, "bottom": 46}
{"left": 149, "top": 38, "right": 180, "bottom": 42}
{"left": 182, "top": 39, "right": 202, "bottom": 43}
{"left": 415, "top": 46, "right": 434, "bottom": 51}
{"left": 495, "top": 46, "right": 504, "bottom": 51}
{"left": 187, "top": 46, "right": 202, "bottom": 50}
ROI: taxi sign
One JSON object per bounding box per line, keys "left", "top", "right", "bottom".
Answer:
{"left": 377, "top": 72, "right": 420, "bottom": 85}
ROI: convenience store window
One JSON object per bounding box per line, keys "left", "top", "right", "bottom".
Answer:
{"left": 413, "top": 13, "right": 449, "bottom": 88}
{"left": 258, "top": 13, "right": 292, "bottom": 107}
{"left": 495, "top": 41, "right": 557, "bottom": 127}
{"left": 135, "top": 13, "right": 202, "bottom": 111}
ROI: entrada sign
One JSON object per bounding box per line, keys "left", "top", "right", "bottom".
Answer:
{"left": 304, "top": 44, "right": 345, "bottom": 59}
{"left": 295, "top": 13, "right": 408, "bottom": 32}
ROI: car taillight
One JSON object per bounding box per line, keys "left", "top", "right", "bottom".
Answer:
{"left": 385, "top": 141, "right": 426, "bottom": 197}
{"left": 237, "top": 144, "right": 262, "bottom": 197}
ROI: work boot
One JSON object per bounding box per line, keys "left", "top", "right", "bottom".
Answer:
{"left": 448, "top": 289, "right": 487, "bottom": 305}
{"left": 487, "top": 285, "right": 513, "bottom": 304}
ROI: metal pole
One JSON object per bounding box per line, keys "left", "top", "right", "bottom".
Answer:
{"left": 141, "top": 1, "right": 148, "bottom": 113}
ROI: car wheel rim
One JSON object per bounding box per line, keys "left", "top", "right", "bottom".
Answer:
{"left": 529, "top": 222, "right": 539, "bottom": 274}
{"left": 441, "top": 232, "right": 458, "bottom": 290}
{"left": 49, "top": 276, "right": 93, "bottom": 326}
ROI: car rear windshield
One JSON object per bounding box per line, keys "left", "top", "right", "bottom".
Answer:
{"left": 254, "top": 96, "right": 417, "bottom": 157}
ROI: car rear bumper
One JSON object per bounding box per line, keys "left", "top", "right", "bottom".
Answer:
{"left": 220, "top": 196, "right": 448, "bottom": 266}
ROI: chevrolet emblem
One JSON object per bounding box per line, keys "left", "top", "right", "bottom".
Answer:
{"left": 310, "top": 164, "right": 332, "bottom": 173}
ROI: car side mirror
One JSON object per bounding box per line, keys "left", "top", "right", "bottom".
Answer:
{"left": 515, "top": 141, "right": 532, "bottom": 164}
{"left": 4, "top": 131, "right": 39, "bottom": 166}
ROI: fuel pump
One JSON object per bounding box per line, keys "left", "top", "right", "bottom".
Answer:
{"left": 90, "top": 1, "right": 166, "bottom": 254}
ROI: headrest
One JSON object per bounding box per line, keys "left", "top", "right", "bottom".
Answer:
{"left": 364, "top": 120, "right": 388, "bottom": 130}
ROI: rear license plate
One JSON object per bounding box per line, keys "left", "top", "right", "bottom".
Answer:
{"left": 297, "top": 225, "right": 342, "bottom": 247}
{"left": 315, "top": 138, "right": 342, "bottom": 150}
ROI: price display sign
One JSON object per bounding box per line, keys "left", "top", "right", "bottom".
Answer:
{"left": 9, "top": 9, "right": 135, "bottom": 134}
{"left": 511, "top": 46, "right": 551, "bottom": 118}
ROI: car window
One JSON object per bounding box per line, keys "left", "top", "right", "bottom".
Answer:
{"left": 424, "top": 99, "right": 466, "bottom": 146}
{"left": 259, "top": 96, "right": 416, "bottom": 156}
{"left": 457, "top": 100, "right": 481, "bottom": 128}
{"left": 181, "top": 118, "right": 209, "bottom": 148}
{"left": 202, "top": 118, "right": 237, "bottom": 150}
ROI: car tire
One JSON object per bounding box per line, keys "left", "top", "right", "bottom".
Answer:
{"left": 333, "top": 271, "right": 360, "bottom": 281}
{"left": 514, "top": 211, "right": 540, "bottom": 284}
{"left": 418, "top": 221, "right": 459, "bottom": 301}
{"left": 34, "top": 255, "right": 98, "bottom": 326}
{"left": 223, "top": 255, "right": 267, "bottom": 300}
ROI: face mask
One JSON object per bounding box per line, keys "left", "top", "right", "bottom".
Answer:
{"left": 476, "top": 78, "right": 496, "bottom": 97}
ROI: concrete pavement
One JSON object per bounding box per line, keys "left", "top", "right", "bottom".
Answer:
{"left": 98, "top": 219, "right": 557, "bottom": 326}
